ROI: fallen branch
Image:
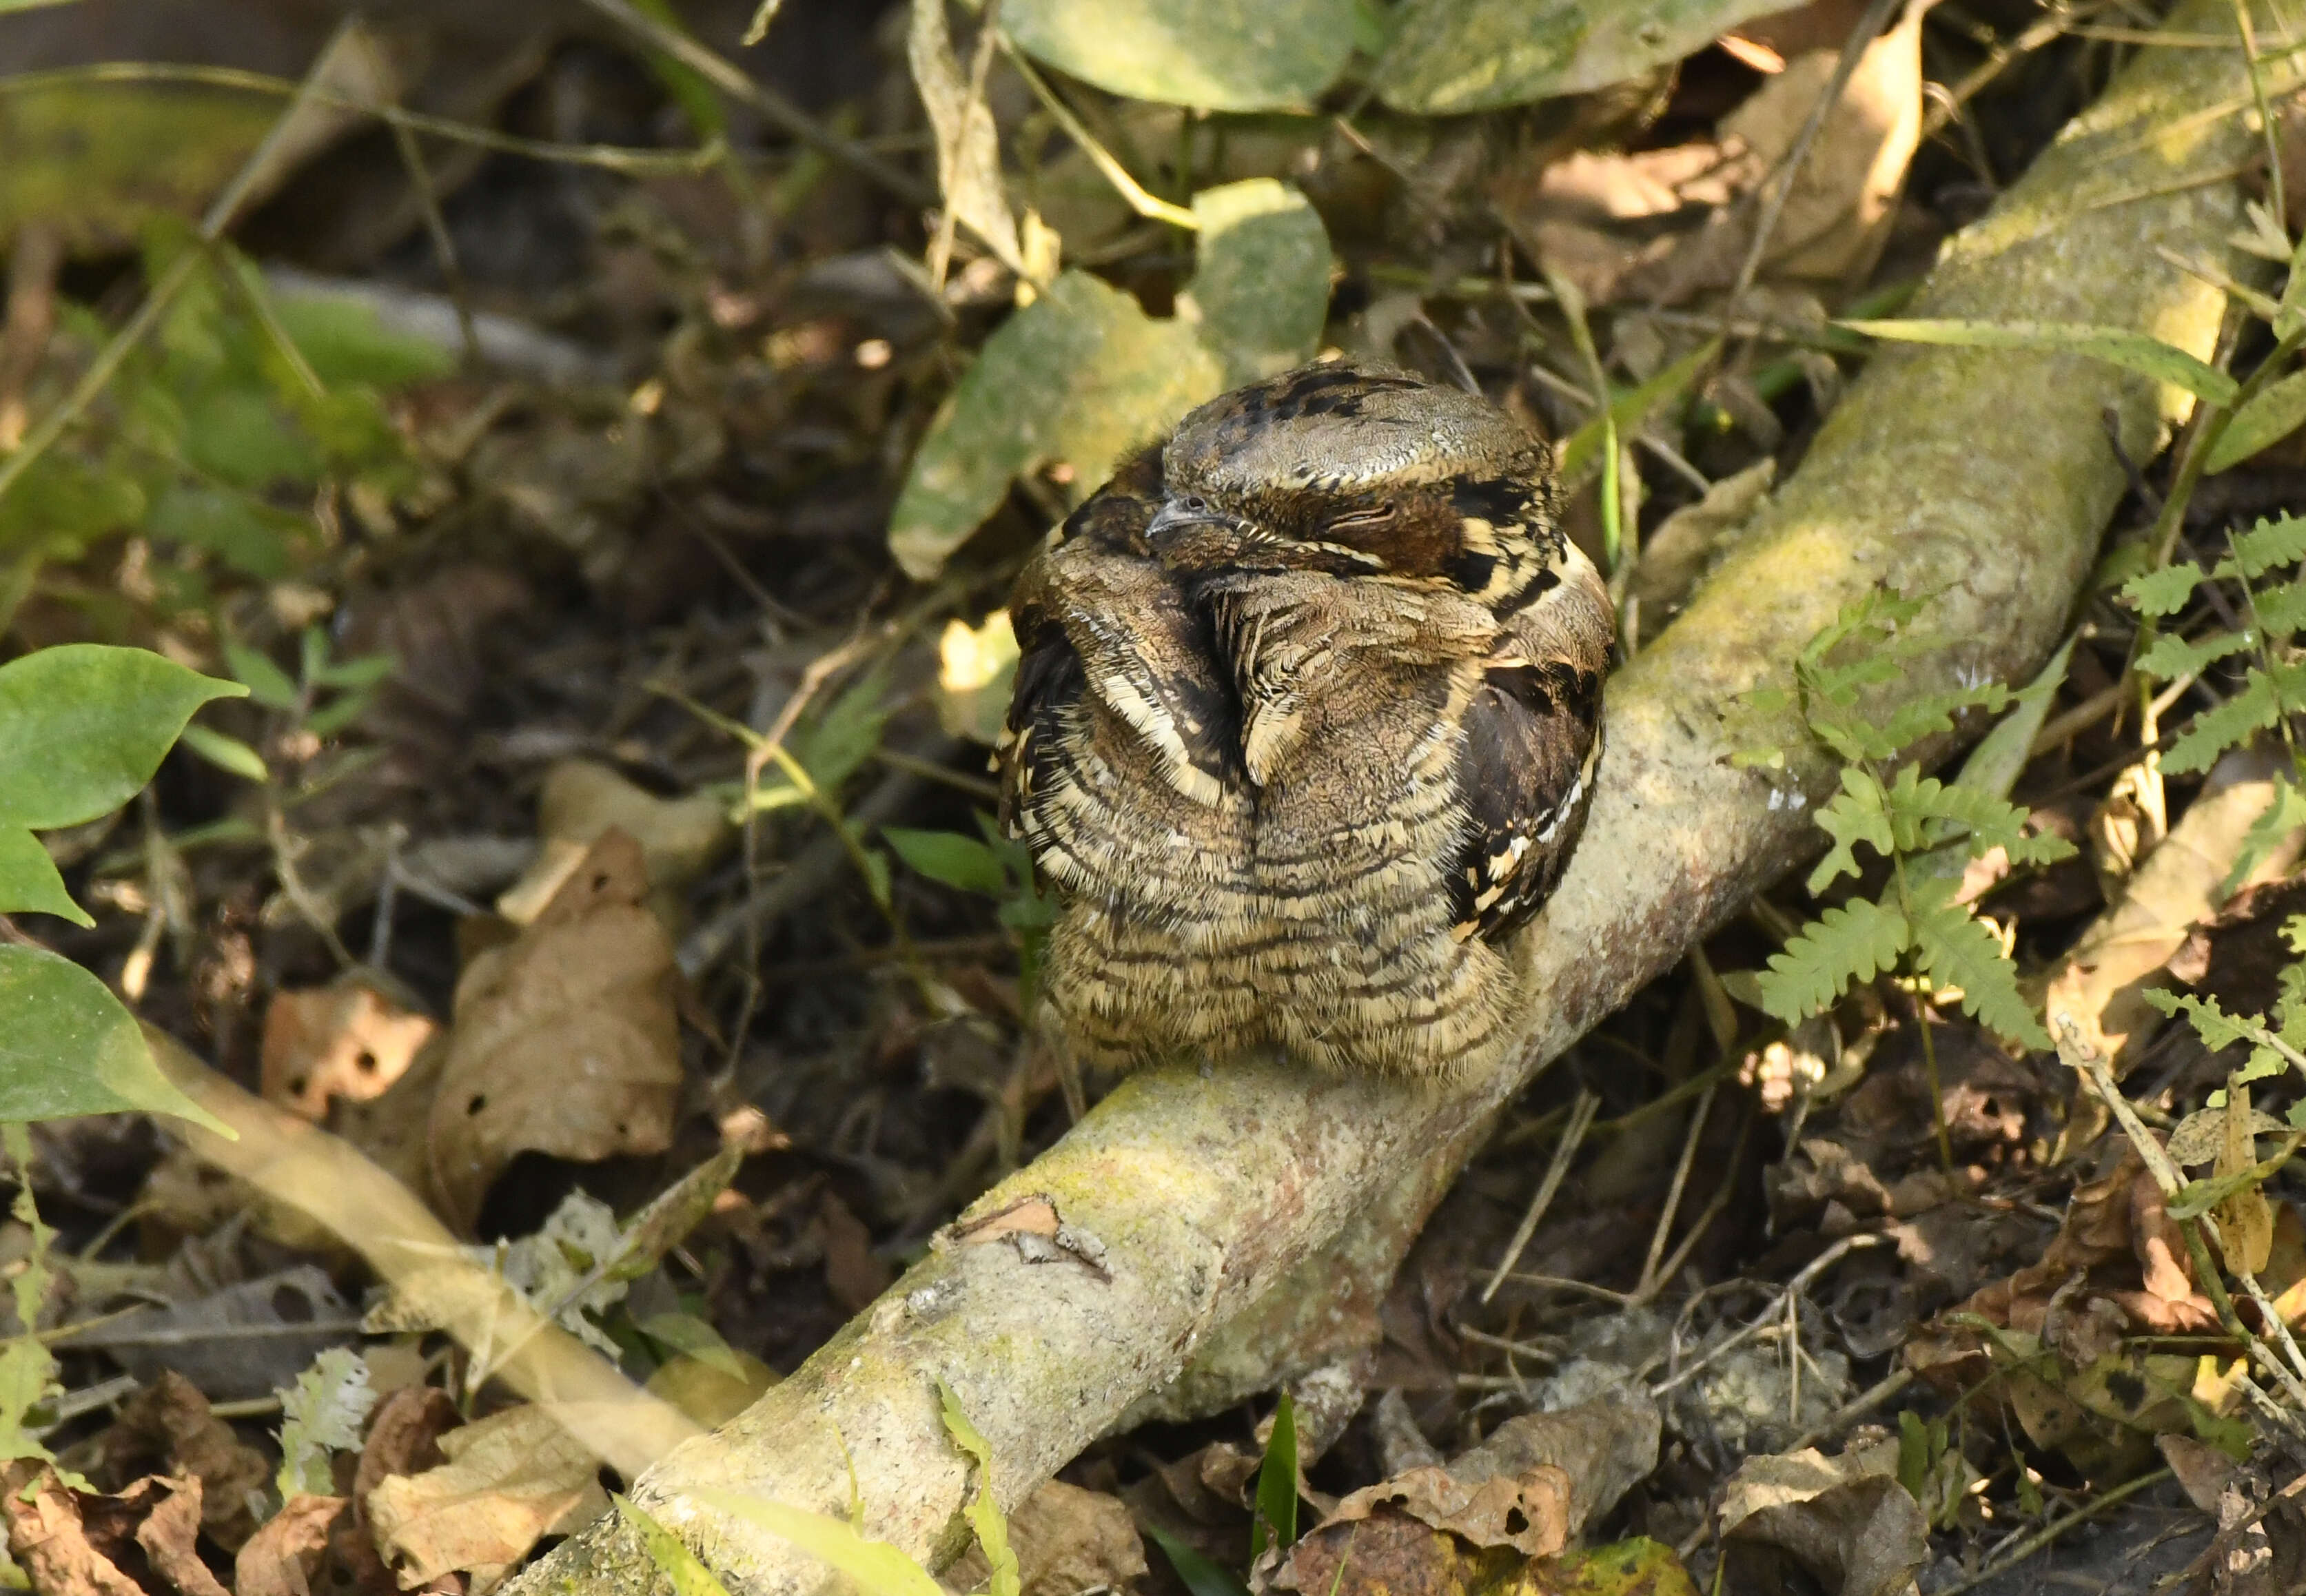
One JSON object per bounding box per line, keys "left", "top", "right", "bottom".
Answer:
{"left": 511, "top": 8, "right": 2262, "bottom": 1591}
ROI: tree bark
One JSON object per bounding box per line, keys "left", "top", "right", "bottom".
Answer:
{"left": 511, "top": 8, "right": 2265, "bottom": 1591}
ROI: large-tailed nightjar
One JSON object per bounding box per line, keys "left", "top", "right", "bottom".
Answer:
{"left": 997, "top": 360, "right": 1613, "bottom": 1078}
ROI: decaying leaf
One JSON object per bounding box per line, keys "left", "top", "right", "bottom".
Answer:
{"left": 234, "top": 1494, "right": 347, "bottom": 1596}
{"left": 1717, "top": 1440, "right": 1926, "bottom": 1596}
{"left": 61, "top": 1265, "right": 360, "bottom": 1403}
{"left": 495, "top": 761, "right": 733, "bottom": 928}
{"left": 92, "top": 1371, "right": 269, "bottom": 1553}
{"left": 427, "top": 829, "right": 683, "bottom": 1230}
{"left": 0, "top": 1462, "right": 226, "bottom": 1596}
{"left": 943, "top": 1480, "right": 1146, "bottom": 1596}
{"left": 367, "top": 1405, "right": 606, "bottom": 1592}
{"left": 261, "top": 982, "right": 437, "bottom": 1123}
{"left": 907, "top": 0, "right": 1026, "bottom": 278}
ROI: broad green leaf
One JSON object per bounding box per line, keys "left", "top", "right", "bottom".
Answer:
{"left": 1183, "top": 181, "right": 1332, "bottom": 387}
{"left": 0, "top": 827, "right": 88, "bottom": 927}
{"left": 1146, "top": 1526, "right": 1253, "bottom": 1596}
{"left": 890, "top": 187, "right": 1331, "bottom": 580}
{"left": 145, "top": 484, "right": 299, "bottom": 580}
{"left": 2123, "top": 560, "right": 2204, "bottom": 618}
{"left": 267, "top": 289, "right": 459, "bottom": 388}
{"left": 620, "top": 1497, "right": 737, "bottom": 1596}
{"left": 884, "top": 828, "right": 1008, "bottom": 897}
{"left": 890, "top": 272, "right": 1220, "bottom": 580}
{"left": 693, "top": 1488, "right": 946, "bottom": 1596}
{"left": 1003, "top": 0, "right": 1356, "bottom": 112}
{"left": 937, "top": 1382, "right": 1019, "bottom": 1596}
{"left": 1251, "top": 1391, "right": 1298, "bottom": 1561}
{"left": 0, "top": 1339, "right": 58, "bottom": 1467}
{"left": 0, "top": 645, "right": 245, "bottom": 829}
{"left": 1374, "top": 0, "right": 1790, "bottom": 113}
{"left": 796, "top": 677, "right": 892, "bottom": 794}
{"left": 0, "top": 945, "right": 228, "bottom": 1131}
{"left": 1838, "top": 318, "right": 2238, "bottom": 407}
{"left": 1908, "top": 883, "right": 2047, "bottom": 1048}
{"left": 2207, "top": 367, "right": 2306, "bottom": 474}
{"left": 177, "top": 724, "right": 270, "bottom": 784}
{"left": 1757, "top": 897, "right": 1910, "bottom": 1025}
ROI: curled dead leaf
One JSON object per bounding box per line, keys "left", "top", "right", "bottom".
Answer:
{"left": 1718, "top": 1441, "right": 1926, "bottom": 1596}
{"left": 262, "top": 983, "right": 437, "bottom": 1122}
{"left": 427, "top": 829, "right": 683, "bottom": 1231}
{"left": 367, "top": 1406, "right": 606, "bottom": 1593}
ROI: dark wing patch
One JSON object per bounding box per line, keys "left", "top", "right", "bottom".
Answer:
{"left": 1447, "top": 656, "right": 1602, "bottom": 943}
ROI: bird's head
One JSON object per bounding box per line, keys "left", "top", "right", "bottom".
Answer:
{"left": 1141, "top": 360, "right": 1562, "bottom": 608}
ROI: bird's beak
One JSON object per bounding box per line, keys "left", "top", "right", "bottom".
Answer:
{"left": 1145, "top": 497, "right": 1226, "bottom": 542}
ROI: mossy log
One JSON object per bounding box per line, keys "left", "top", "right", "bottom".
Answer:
{"left": 513, "top": 8, "right": 2266, "bottom": 1591}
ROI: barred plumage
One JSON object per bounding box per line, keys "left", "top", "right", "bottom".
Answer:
{"left": 998, "top": 360, "right": 1613, "bottom": 1078}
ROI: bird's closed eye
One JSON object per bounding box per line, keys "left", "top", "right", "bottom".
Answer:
{"left": 1325, "top": 502, "right": 1397, "bottom": 535}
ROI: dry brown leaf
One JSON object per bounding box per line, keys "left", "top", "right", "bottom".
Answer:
{"left": 1717, "top": 1441, "right": 1925, "bottom": 1596}
{"left": 0, "top": 1464, "right": 223, "bottom": 1596}
{"left": 94, "top": 1370, "right": 270, "bottom": 1553}
{"left": 262, "top": 983, "right": 437, "bottom": 1122}
{"left": 426, "top": 829, "right": 682, "bottom": 1230}
{"left": 336, "top": 1387, "right": 462, "bottom": 1596}
{"left": 235, "top": 1495, "right": 348, "bottom": 1596}
{"left": 1629, "top": 458, "right": 1776, "bottom": 621}
{"left": 494, "top": 761, "right": 731, "bottom": 928}
{"left": 942, "top": 1481, "right": 1146, "bottom": 1596}
{"left": 818, "top": 1187, "right": 894, "bottom": 1313}
{"left": 367, "top": 1406, "right": 606, "bottom": 1593}
{"left": 2216, "top": 1083, "right": 2276, "bottom": 1277}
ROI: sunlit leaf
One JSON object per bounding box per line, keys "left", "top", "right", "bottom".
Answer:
{"left": 0, "top": 645, "right": 245, "bottom": 829}
{"left": 1003, "top": 0, "right": 1356, "bottom": 111}
{"left": 620, "top": 1497, "right": 737, "bottom": 1596}
{"left": 1183, "top": 181, "right": 1331, "bottom": 387}
{"left": 1837, "top": 318, "right": 2238, "bottom": 406}
{"left": 937, "top": 1382, "right": 1019, "bottom": 1596}
{"left": 2207, "top": 367, "right": 2306, "bottom": 473}
{"left": 2122, "top": 560, "right": 2203, "bottom": 618}
{"left": 1376, "top": 0, "right": 1792, "bottom": 113}
{"left": 1756, "top": 897, "right": 1910, "bottom": 1025}
{"left": 693, "top": 1488, "right": 946, "bottom": 1596}
{"left": 0, "top": 945, "right": 229, "bottom": 1131}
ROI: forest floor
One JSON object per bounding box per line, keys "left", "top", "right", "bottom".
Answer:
{"left": 3, "top": 1, "right": 2305, "bottom": 1594}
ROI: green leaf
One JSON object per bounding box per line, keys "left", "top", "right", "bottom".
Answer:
{"left": 2252, "top": 578, "right": 2306, "bottom": 640}
{"left": 0, "top": 945, "right": 229, "bottom": 1131}
{"left": 1003, "top": 0, "right": 1356, "bottom": 112}
{"left": 1837, "top": 318, "right": 2238, "bottom": 407}
{"left": 1146, "top": 1526, "right": 1254, "bottom": 1596}
{"left": 2121, "top": 557, "right": 2195, "bottom": 613}
{"left": 267, "top": 288, "right": 458, "bottom": 388}
{"left": 1252, "top": 1392, "right": 1298, "bottom": 1561}
{"left": 0, "top": 645, "right": 245, "bottom": 828}
{"left": 797, "top": 677, "right": 891, "bottom": 795}
{"left": 937, "top": 1382, "right": 1019, "bottom": 1596}
{"left": 2163, "top": 671, "right": 2280, "bottom": 775}
{"left": 1757, "top": 897, "right": 1910, "bottom": 1025}
{"left": 2136, "top": 627, "right": 2254, "bottom": 682}
{"left": 1374, "top": 0, "right": 1791, "bottom": 114}
{"left": 1907, "top": 883, "right": 2047, "bottom": 1049}
{"left": 177, "top": 724, "right": 269, "bottom": 783}
{"left": 2207, "top": 367, "right": 2306, "bottom": 475}
{"left": 2227, "top": 775, "right": 2306, "bottom": 896}
{"left": 890, "top": 272, "right": 1221, "bottom": 581}
{"left": 692, "top": 1488, "right": 947, "bottom": 1596}
{"left": 884, "top": 828, "right": 1008, "bottom": 897}
{"left": 1183, "top": 181, "right": 1333, "bottom": 388}
{"left": 618, "top": 1497, "right": 737, "bottom": 1596}
{"left": 2145, "top": 988, "right": 2261, "bottom": 1054}
{"left": 0, "top": 1339, "right": 59, "bottom": 1468}
{"left": 144, "top": 483, "right": 298, "bottom": 580}
{"left": 1560, "top": 338, "right": 1722, "bottom": 488}
{"left": 0, "top": 827, "right": 88, "bottom": 927}
{"left": 2222, "top": 514, "right": 2306, "bottom": 580}
{"left": 224, "top": 642, "right": 299, "bottom": 710}
{"left": 1806, "top": 768, "right": 1892, "bottom": 893}
{"left": 274, "top": 1348, "right": 374, "bottom": 1500}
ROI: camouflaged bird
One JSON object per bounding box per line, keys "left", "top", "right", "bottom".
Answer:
{"left": 997, "top": 360, "right": 1613, "bottom": 1078}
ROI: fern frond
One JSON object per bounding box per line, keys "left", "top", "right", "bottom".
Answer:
{"left": 2220, "top": 513, "right": 2306, "bottom": 580}
{"left": 1757, "top": 897, "right": 1911, "bottom": 1025}
{"left": 2225, "top": 774, "right": 2306, "bottom": 894}
{"left": 2252, "top": 578, "right": 2306, "bottom": 640}
{"left": 2143, "top": 988, "right": 2255, "bottom": 1050}
{"left": 1881, "top": 770, "right": 2074, "bottom": 866}
{"left": 2122, "top": 560, "right": 2205, "bottom": 618}
{"left": 2136, "top": 627, "right": 2254, "bottom": 682}
{"left": 2162, "top": 671, "right": 2279, "bottom": 774}
{"left": 1808, "top": 769, "right": 1894, "bottom": 892}
{"left": 1907, "top": 884, "right": 2048, "bottom": 1048}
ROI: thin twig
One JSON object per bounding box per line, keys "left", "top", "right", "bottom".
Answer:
{"left": 1480, "top": 1089, "right": 1600, "bottom": 1304}
{"left": 1651, "top": 1233, "right": 1887, "bottom": 1397}
{"left": 997, "top": 37, "right": 1196, "bottom": 229}
{"left": 1637, "top": 1079, "right": 1720, "bottom": 1297}
{"left": 575, "top": 0, "right": 930, "bottom": 205}
{"left": 1928, "top": 1468, "right": 2173, "bottom": 1596}
{"left": 1787, "top": 1366, "right": 1915, "bottom": 1453}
